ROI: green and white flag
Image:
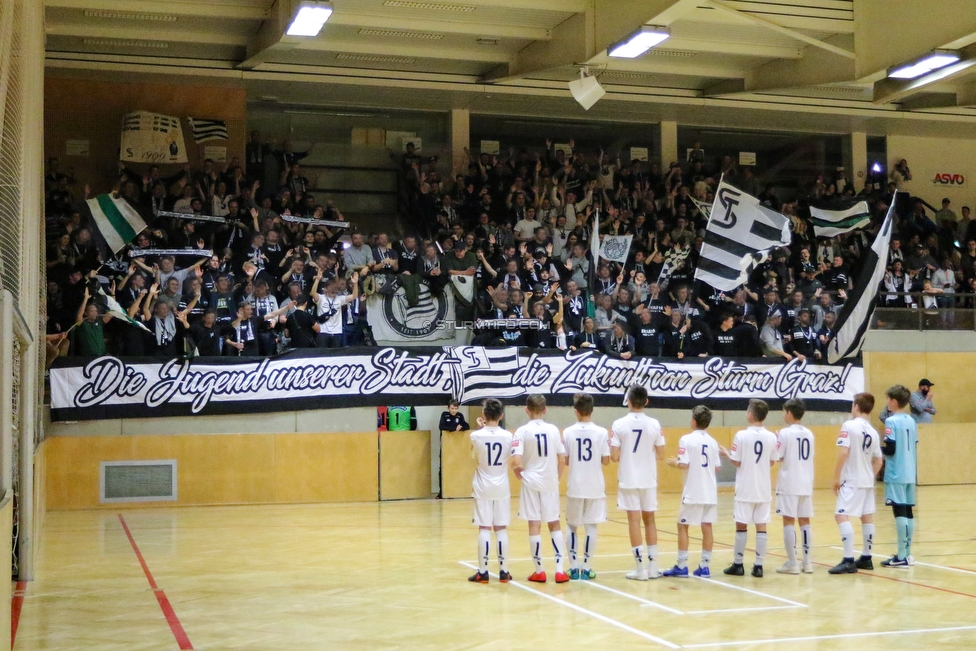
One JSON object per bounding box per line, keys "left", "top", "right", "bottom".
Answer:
{"left": 810, "top": 200, "right": 871, "bottom": 238}
{"left": 86, "top": 194, "right": 147, "bottom": 254}
{"left": 94, "top": 285, "right": 151, "bottom": 332}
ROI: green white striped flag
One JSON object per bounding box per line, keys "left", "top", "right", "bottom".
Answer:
{"left": 809, "top": 200, "right": 871, "bottom": 238}
{"left": 85, "top": 194, "right": 147, "bottom": 254}
{"left": 94, "top": 285, "right": 151, "bottom": 332}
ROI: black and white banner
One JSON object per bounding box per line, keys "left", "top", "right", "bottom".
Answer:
{"left": 51, "top": 349, "right": 863, "bottom": 421}
{"left": 366, "top": 282, "right": 460, "bottom": 344}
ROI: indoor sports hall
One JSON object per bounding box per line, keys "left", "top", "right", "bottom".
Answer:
{"left": 3, "top": 1, "right": 976, "bottom": 649}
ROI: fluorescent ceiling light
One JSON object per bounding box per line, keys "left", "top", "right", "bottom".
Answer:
{"left": 286, "top": 2, "right": 333, "bottom": 37}
{"left": 888, "top": 51, "right": 960, "bottom": 79}
{"left": 608, "top": 26, "right": 670, "bottom": 58}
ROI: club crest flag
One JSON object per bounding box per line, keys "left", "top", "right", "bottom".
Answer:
{"left": 120, "top": 111, "right": 188, "bottom": 164}
{"left": 695, "top": 180, "right": 791, "bottom": 291}
{"left": 598, "top": 234, "right": 633, "bottom": 264}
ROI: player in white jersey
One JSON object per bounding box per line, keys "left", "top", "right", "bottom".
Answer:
{"left": 720, "top": 399, "right": 778, "bottom": 578}
{"left": 511, "top": 395, "right": 568, "bottom": 584}
{"left": 610, "top": 385, "right": 666, "bottom": 580}
{"left": 663, "top": 405, "right": 721, "bottom": 578}
{"left": 774, "top": 398, "right": 816, "bottom": 575}
{"left": 468, "top": 398, "right": 514, "bottom": 584}
{"left": 560, "top": 392, "right": 611, "bottom": 580}
{"left": 829, "top": 392, "right": 884, "bottom": 575}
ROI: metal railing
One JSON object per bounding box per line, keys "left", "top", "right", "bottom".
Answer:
{"left": 872, "top": 291, "right": 976, "bottom": 331}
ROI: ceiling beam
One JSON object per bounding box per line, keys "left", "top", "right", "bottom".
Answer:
{"left": 294, "top": 38, "right": 513, "bottom": 64}
{"left": 327, "top": 11, "right": 551, "bottom": 41}
{"left": 899, "top": 93, "right": 959, "bottom": 111}
{"left": 45, "top": 22, "right": 249, "bottom": 46}
{"left": 700, "top": 0, "right": 855, "bottom": 59}
{"left": 239, "top": 0, "right": 297, "bottom": 70}
{"left": 662, "top": 36, "right": 801, "bottom": 59}
{"left": 589, "top": 54, "right": 746, "bottom": 80}
{"left": 704, "top": 34, "right": 855, "bottom": 96}
{"left": 485, "top": 0, "right": 699, "bottom": 83}
{"left": 464, "top": 0, "right": 587, "bottom": 11}
{"left": 43, "top": 0, "right": 269, "bottom": 21}
{"left": 958, "top": 80, "right": 976, "bottom": 107}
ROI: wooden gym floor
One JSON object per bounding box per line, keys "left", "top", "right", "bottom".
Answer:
{"left": 12, "top": 486, "right": 976, "bottom": 650}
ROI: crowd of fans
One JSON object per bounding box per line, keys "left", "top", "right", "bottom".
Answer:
{"left": 42, "top": 132, "right": 976, "bottom": 364}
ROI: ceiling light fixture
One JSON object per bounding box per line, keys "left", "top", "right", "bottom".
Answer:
{"left": 568, "top": 68, "right": 605, "bottom": 111}
{"left": 888, "top": 50, "right": 960, "bottom": 79}
{"left": 608, "top": 26, "right": 670, "bottom": 58}
{"left": 286, "top": 1, "right": 333, "bottom": 37}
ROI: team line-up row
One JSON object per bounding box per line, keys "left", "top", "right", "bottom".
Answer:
{"left": 466, "top": 384, "right": 919, "bottom": 584}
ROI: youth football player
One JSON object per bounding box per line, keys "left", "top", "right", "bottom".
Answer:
{"left": 774, "top": 398, "right": 816, "bottom": 574}
{"left": 560, "top": 392, "right": 611, "bottom": 580}
{"left": 468, "top": 398, "right": 514, "bottom": 583}
{"left": 663, "top": 405, "right": 721, "bottom": 577}
{"left": 880, "top": 385, "right": 919, "bottom": 568}
{"left": 720, "top": 399, "right": 778, "bottom": 578}
{"left": 611, "top": 384, "right": 666, "bottom": 580}
{"left": 828, "top": 392, "right": 883, "bottom": 575}
{"left": 512, "top": 394, "right": 568, "bottom": 583}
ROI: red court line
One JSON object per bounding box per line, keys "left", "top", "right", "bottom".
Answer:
{"left": 118, "top": 514, "right": 194, "bottom": 650}
{"left": 11, "top": 580, "right": 27, "bottom": 648}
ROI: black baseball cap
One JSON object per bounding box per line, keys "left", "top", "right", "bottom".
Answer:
{"left": 919, "top": 378, "right": 934, "bottom": 387}
{"left": 453, "top": 240, "right": 466, "bottom": 251}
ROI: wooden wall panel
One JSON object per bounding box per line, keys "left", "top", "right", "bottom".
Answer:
{"left": 917, "top": 424, "right": 976, "bottom": 485}
{"left": 272, "top": 433, "right": 378, "bottom": 503}
{"left": 0, "top": 496, "right": 11, "bottom": 651}
{"left": 380, "top": 431, "right": 432, "bottom": 500}
{"left": 864, "top": 351, "right": 975, "bottom": 423}
{"left": 44, "top": 76, "right": 247, "bottom": 198}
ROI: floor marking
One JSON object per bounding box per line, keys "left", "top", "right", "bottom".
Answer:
{"left": 118, "top": 514, "right": 194, "bottom": 650}
{"left": 909, "top": 561, "right": 976, "bottom": 576}
{"left": 695, "top": 577, "right": 808, "bottom": 608}
{"left": 680, "top": 624, "right": 976, "bottom": 648}
{"left": 578, "top": 580, "right": 685, "bottom": 615}
{"left": 683, "top": 605, "right": 801, "bottom": 615}
{"left": 11, "top": 580, "right": 26, "bottom": 648}
{"left": 458, "top": 562, "right": 680, "bottom": 649}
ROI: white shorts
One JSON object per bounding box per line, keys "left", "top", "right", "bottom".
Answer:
{"left": 473, "top": 498, "right": 510, "bottom": 527}
{"left": 566, "top": 497, "right": 607, "bottom": 526}
{"left": 519, "top": 488, "right": 561, "bottom": 523}
{"left": 678, "top": 503, "right": 718, "bottom": 526}
{"left": 834, "top": 483, "right": 876, "bottom": 517}
{"left": 733, "top": 500, "right": 771, "bottom": 525}
{"left": 617, "top": 488, "right": 657, "bottom": 512}
{"left": 776, "top": 494, "right": 814, "bottom": 519}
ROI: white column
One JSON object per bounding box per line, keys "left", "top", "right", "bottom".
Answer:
{"left": 659, "top": 120, "right": 678, "bottom": 168}
{"left": 850, "top": 131, "right": 867, "bottom": 191}
{"left": 450, "top": 109, "right": 470, "bottom": 178}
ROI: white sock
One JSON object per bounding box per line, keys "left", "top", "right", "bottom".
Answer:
{"left": 862, "top": 523, "right": 875, "bottom": 557}
{"left": 497, "top": 530, "right": 509, "bottom": 572}
{"left": 784, "top": 526, "right": 797, "bottom": 565}
{"left": 632, "top": 546, "right": 644, "bottom": 571}
{"left": 479, "top": 530, "right": 491, "bottom": 573}
{"left": 800, "top": 525, "right": 812, "bottom": 564}
{"left": 530, "top": 535, "right": 543, "bottom": 572}
{"left": 583, "top": 524, "right": 598, "bottom": 571}
{"left": 755, "top": 532, "right": 768, "bottom": 567}
{"left": 646, "top": 544, "right": 658, "bottom": 569}
{"left": 676, "top": 550, "right": 689, "bottom": 570}
{"left": 839, "top": 521, "right": 855, "bottom": 559}
{"left": 551, "top": 530, "right": 566, "bottom": 573}
{"left": 567, "top": 527, "right": 579, "bottom": 570}
{"left": 734, "top": 530, "right": 747, "bottom": 564}
{"left": 700, "top": 550, "right": 712, "bottom": 568}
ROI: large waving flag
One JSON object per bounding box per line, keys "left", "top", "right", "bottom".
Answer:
{"left": 93, "top": 284, "right": 150, "bottom": 332}
{"left": 810, "top": 199, "right": 871, "bottom": 238}
{"left": 827, "top": 196, "right": 896, "bottom": 364}
{"left": 85, "top": 193, "right": 147, "bottom": 255}
{"left": 695, "top": 180, "right": 791, "bottom": 291}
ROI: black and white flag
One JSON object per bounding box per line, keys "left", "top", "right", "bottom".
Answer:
{"left": 187, "top": 117, "right": 229, "bottom": 143}
{"left": 810, "top": 199, "right": 871, "bottom": 238}
{"left": 827, "top": 196, "right": 896, "bottom": 364}
{"left": 695, "top": 180, "right": 791, "bottom": 292}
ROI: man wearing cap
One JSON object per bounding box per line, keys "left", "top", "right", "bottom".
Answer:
{"left": 445, "top": 240, "right": 478, "bottom": 276}
{"left": 789, "top": 308, "right": 818, "bottom": 361}
{"left": 935, "top": 198, "right": 957, "bottom": 225}
{"left": 909, "top": 380, "right": 936, "bottom": 423}
{"left": 603, "top": 319, "right": 635, "bottom": 360}
{"left": 760, "top": 310, "right": 791, "bottom": 361}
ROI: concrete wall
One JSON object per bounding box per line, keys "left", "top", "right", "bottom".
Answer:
{"left": 887, "top": 134, "right": 976, "bottom": 208}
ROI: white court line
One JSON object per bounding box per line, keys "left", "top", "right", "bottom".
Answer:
{"left": 577, "top": 580, "right": 685, "bottom": 615}
{"left": 680, "top": 625, "right": 976, "bottom": 648}
{"left": 683, "top": 605, "right": 801, "bottom": 615}
{"left": 458, "top": 562, "right": 680, "bottom": 649}
{"left": 696, "top": 577, "right": 808, "bottom": 608}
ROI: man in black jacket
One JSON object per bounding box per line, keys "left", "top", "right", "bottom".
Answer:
{"left": 603, "top": 319, "right": 635, "bottom": 360}
{"left": 633, "top": 306, "right": 663, "bottom": 357}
